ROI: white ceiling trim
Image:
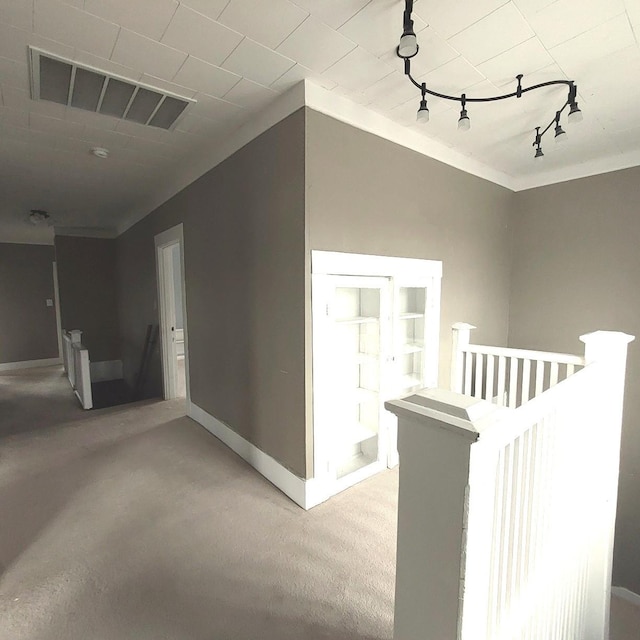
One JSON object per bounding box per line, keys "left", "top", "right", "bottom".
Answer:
{"left": 54, "top": 226, "right": 118, "bottom": 238}
{"left": 512, "top": 149, "right": 640, "bottom": 191}
{"left": 303, "top": 80, "right": 515, "bottom": 191}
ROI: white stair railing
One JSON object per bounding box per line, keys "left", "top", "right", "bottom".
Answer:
{"left": 387, "top": 328, "right": 633, "bottom": 640}
{"left": 451, "top": 323, "right": 586, "bottom": 408}
{"left": 62, "top": 329, "right": 93, "bottom": 410}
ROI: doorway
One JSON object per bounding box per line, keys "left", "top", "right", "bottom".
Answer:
{"left": 155, "top": 224, "right": 189, "bottom": 401}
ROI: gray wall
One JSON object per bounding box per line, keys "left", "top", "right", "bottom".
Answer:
{"left": 55, "top": 236, "right": 119, "bottom": 363}
{"left": 116, "top": 109, "right": 306, "bottom": 477}
{"left": 306, "top": 109, "right": 515, "bottom": 390}
{"left": 0, "top": 243, "right": 58, "bottom": 364}
{"left": 509, "top": 166, "right": 640, "bottom": 594}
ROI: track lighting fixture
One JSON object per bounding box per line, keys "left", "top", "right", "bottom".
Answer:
{"left": 458, "top": 95, "right": 470, "bottom": 132}
{"left": 397, "top": 0, "right": 583, "bottom": 159}
{"left": 416, "top": 83, "right": 429, "bottom": 122}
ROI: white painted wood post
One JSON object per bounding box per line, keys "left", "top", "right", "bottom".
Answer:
{"left": 451, "top": 323, "right": 476, "bottom": 393}
{"left": 579, "top": 331, "right": 634, "bottom": 638}
{"left": 69, "top": 329, "right": 82, "bottom": 344}
{"left": 385, "top": 389, "right": 502, "bottom": 640}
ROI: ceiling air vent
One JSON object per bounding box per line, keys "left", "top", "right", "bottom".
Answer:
{"left": 29, "top": 47, "right": 194, "bottom": 130}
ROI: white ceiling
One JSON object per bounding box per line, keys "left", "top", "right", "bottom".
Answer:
{"left": 1, "top": 0, "right": 640, "bottom": 242}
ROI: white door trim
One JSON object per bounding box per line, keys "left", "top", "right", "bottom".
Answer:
{"left": 155, "top": 224, "right": 190, "bottom": 401}
{"left": 52, "top": 261, "right": 63, "bottom": 360}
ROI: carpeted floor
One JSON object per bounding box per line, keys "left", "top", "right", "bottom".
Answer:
{"left": 0, "top": 366, "right": 397, "bottom": 640}
{"left": 1, "top": 366, "right": 638, "bottom": 640}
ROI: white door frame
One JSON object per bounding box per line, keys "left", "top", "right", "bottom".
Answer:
{"left": 52, "top": 261, "right": 63, "bottom": 360}
{"left": 155, "top": 224, "right": 190, "bottom": 401}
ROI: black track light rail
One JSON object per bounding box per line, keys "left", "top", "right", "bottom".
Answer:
{"left": 398, "top": 0, "right": 581, "bottom": 157}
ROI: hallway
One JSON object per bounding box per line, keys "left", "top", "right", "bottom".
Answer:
{"left": 0, "top": 367, "right": 397, "bottom": 640}
{"left": 1, "top": 367, "right": 638, "bottom": 639}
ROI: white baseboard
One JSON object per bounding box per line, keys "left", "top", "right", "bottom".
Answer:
{"left": 612, "top": 586, "right": 640, "bottom": 607}
{"left": 90, "top": 359, "right": 123, "bottom": 383}
{"left": 0, "top": 357, "right": 62, "bottom": 372}
{"left": 188, "top": 401, "right": 328, "bottom": 510}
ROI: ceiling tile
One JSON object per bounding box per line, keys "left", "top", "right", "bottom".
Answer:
{"left": 413, "top": 0, "right": 511, "bottom": 40}
{"left": 513, "top": 0, "right": 561, "bottom": 15}
{"left": 178, "top": 0, "right": 230, "bottom": 21}
{"left": 478, "top": 37, "right": 554, "bottom": 87}
{"left": 0, "top": 106, "right": 29, "bottom": 128}
{"left": 269, "top": 63, "right": 337, "bottom": 92}
{"left": 338, "top": 0, "right": 427, "bottom": 58}
{"left": 161, "top": 5, "right": 243, "bottom": 66}
{"left": 331, "top": 85, "right": 372, "bottom": 106}
{"left": 523, "top": 0, "right": 626, "bottom": 49}
{"left": 79, "top": 125, "right": 135, "bottom": 149}
{"left": 363, "top": 70, "right": 420, "bottom": 111}
{"left": 188, "top": 92, "right": 245, "bottom": 121}
{"left": 218, "top": 0, "right": 308, "bottom": 49}
{"left": 393, "top": 27, "right": 459, "bottom": 78}
{"left": 573, "top": 46, "right": 640, "bottom": 103}
{"left": 0, "top": 23, "right": 30, "bottom": 61}
{"left": 175, "top": 112, "right": 230, "bottom": 137}
{"left": 34, "top": 0, "right": 120, "bottom": 59}
{"left": 111, "top": 29, "right": 188, "bottom": 80}
{"left": 550, "top": 14, "right": 636, "bottom": 73}
{"left": 323, "top": 46, "right": 394, "bottom": 93}
{"left": 83, "top": 0, "right": 179, "bottom": 41}
{"left": 114, "top": 118, "right": 173, "bottom": 141}
{"left": 0, "top": 58, "right": 30, "bottom": 92}
{"left": 223, "top": 78, "right": 278, "bottom": 109}
{"left": 276, "top": 16, "right": 357, "bottom": 73}
{"left": 63, "top": 107, "right": 121, "bottom": 131}
{"left": 173, "top": 56, "right": 241, "bottom": 98}
{"left": 0, "top": 0, "right": 33, "bottom": 31}
{"left": 290, "top": 0, "right": 370, "bottom": 29}
{"left": 418, "top": 56, "right": 485, "bottom": 97}
{"left": 30, "top": 112, "right": 86, "bottom": 138}
{"left": 221, "top": 38, "right": 295, "bottom": 87}
{"left": 447, "top": 3, "right": 535, "bottom": 66}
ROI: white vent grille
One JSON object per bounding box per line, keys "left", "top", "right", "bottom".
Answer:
{"left": 29, "top": 47, "right": 194, "bottom": 130}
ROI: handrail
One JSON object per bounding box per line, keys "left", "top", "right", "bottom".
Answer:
{"left": 464, "top": 342, "right": 585, "bottom": 366}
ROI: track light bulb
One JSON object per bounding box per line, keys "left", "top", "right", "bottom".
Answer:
{"left": 535, "top": 147, "right": 544, "bottom": 158}
{"left": 568, "top": 102, "right": 583, "bottom": 124}
{"left": 554, "top": 123, "right": 568, "bottom": 143}
{"left": 458, "top": 108, "right": 470, "bottom": 132}
{"left": 398, "top": 28, "right": 418, "bottom": 58}
{"left": 417, "top": 99, "right": 429, "bottom": 123}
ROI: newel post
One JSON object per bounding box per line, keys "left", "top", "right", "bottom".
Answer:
{"left": 385, "top": 389, "right": 502, "bottom": 640}
{"left": 451, "top": 323, "right": 476, "bottom": 392}
{"left": 579, "top": 330, "right": 635, "bottom": 637}
{"left": 69, "top": 329, "right": 83, "bottom": 344}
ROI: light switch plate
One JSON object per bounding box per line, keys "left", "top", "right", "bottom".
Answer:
{"left": 46, "top": 299, "right": 53, "bottom": 307}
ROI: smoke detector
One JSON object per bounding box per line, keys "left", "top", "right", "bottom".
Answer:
{"left": 29, "top": 209, "right": 52, "bottom": 225}
{"left": 91, "top": 147, "right": 109, "bottom": 159}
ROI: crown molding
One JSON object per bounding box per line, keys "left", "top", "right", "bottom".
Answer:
{"left": 54, "top": 226, "right": 118, "bottom": 239}
{"left": 303, "top": 80, "right": 515, "bottom": 191}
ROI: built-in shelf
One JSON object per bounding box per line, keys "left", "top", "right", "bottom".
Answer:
{"left": 338, "top": 421, "right": 378, "bottom": 446}
{"left": 399, "top": 343, "right": 423, "bottom": 354}
{"left": 399, "top": 312, "right": 424, "bottom": 320}
{"left": 336, "top": 316, "right": 379, "bottom": 325}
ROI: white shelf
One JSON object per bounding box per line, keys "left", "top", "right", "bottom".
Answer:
{"left": 337, "top": 422, "right": 377, "bottom": 446}
{"left": 399, "top": 312, "right": 424, "bottom": 320}
{"left": 336, "top": 387, "right": 378, "bottom": 405}
{"left": 399, "top": 343, "right": 423, "bottom": 354}
{"left": 336, "top": 316, "right": 379, "bottom": 325}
